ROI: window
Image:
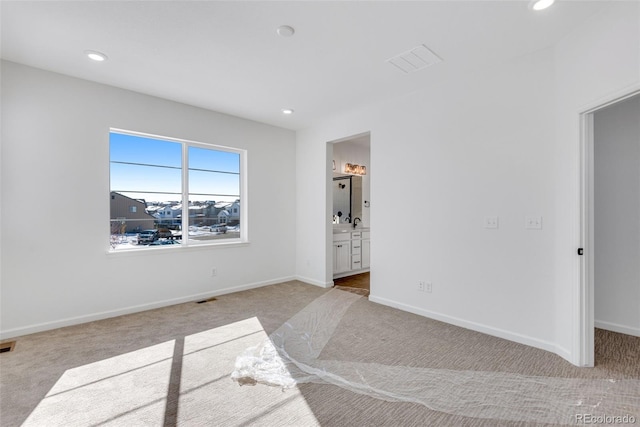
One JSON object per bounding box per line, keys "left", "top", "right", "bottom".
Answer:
{"left": 109, "top": 130, "right": 244, "bottom": 251}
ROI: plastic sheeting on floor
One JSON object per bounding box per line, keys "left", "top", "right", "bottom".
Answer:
{"left": 232, "top": 289, "right": 640, "bottom": 425}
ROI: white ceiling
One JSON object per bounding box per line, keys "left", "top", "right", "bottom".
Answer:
{"left": 1, "top": 1, "right": 611, "bottom": 130}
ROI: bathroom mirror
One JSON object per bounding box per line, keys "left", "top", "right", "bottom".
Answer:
{"left": 332, "top": 175, "right": 362, "bottom": 224}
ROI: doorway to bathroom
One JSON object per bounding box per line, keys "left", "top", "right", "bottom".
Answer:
{"left": 329, "top": 132, "right": 371, "bottom": 295}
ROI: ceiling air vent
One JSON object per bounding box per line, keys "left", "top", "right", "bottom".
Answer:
{"left": 387, "top": 44, "right": 442, "bottom": 74}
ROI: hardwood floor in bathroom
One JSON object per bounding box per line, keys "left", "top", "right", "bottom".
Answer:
{"left": 333, "top": 272, "right": 370, "bottom": 292}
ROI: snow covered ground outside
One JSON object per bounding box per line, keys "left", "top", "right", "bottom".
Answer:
{"left": 110, "top": 225, "right": 240, "bottom": 251}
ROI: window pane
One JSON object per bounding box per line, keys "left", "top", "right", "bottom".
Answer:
{"left": 187, "top": 147, "right": 240, "bottom": 243}
{"left": 110, "top": 132, "right": 183, "bottom": 251}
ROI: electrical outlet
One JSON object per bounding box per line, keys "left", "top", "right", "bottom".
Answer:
{"left": 525, "top": 216, "right": 542, "bottom": 230}
{"left": 426, "top": 282, "right": 433, "bottom": 293}
{"left": 418, "top": 281, "right": 425, "bottom": 292}
{"left": 484, "top": 216, "right": 499, "bottom": 229}
{"left": 211, "top": 267, "right": 217, "bottom": 277}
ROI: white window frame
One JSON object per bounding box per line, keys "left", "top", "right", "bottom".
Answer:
{"left": 109, "top": 128, "right": 248, "bottom": 252}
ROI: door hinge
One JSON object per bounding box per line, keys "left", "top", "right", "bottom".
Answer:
{"left": 577, "top": 248, "right": 584, "bottom": 256}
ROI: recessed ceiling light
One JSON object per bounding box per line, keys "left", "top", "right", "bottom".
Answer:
{"left": 281, "top": 108, "right": 294, "bottom": 115}
{"left": 530, "top": 0, "right": 555, "bottom": 11}
{"left": 276, "top": 25, "right": 295, "bottom": 37}
{"left": 84, "top": 50, "right": 108, "bottom": 62}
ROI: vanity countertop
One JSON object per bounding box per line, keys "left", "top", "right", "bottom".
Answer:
{"left": 333, "top": 226, "right": 370, "bottom": 234}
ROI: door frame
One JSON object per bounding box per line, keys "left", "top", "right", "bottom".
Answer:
{"left": 327, "top": 131, "right": 371, "bottom": 286}
{"left": 577, "top": 85, "right": 640, "bottom": 366}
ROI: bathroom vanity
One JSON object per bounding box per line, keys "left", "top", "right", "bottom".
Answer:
{"left": 333, "top": 227, "right": 370, "bottom": 278}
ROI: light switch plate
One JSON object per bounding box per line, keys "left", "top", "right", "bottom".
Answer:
{"left": 525, "top": 216, "right": 542, "bottom": 229}
{"left": 484, "top": 216, "right": 499, "bottom": 229}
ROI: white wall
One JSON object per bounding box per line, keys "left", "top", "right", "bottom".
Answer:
{"left": 0, "top": 61, "right": 297, "bottom": 339}
{"left": 297, "top": 47, "right": 560, "bottom": 352}
{"left": 594, "top": 95, "right": 640, "bottom": 336}
{"left": 296, "top": 2, "right": 640, "bottom": 365}
{"left": 553, "top": 2, "right": 640, "bottom": 364}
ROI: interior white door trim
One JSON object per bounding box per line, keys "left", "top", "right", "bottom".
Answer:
{"left": 577, "top": 84, "right": 640, "bottom": 367}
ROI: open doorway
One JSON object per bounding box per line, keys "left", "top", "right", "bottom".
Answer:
{"left": 329, "top": 133, "right": 371, "bottom": 296}
{"left": 580, "top": 90, "right": 640, "bottom": 367}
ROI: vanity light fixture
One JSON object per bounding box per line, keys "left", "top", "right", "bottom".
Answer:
{"left": 84, "top": 50, "right": 108, "bottom": 62}
{"left": 344, "top": 163, "right": 355, "bottom": 174}
{"left": 530, "top": 0, "right": 555, "bottom": 11}
{"left": 344, "top": 163, "right": 367, "bottom": 176}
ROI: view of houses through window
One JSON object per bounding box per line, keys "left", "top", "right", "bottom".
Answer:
{"left": 109, "top": 131, "right": 242, "bottom": 250}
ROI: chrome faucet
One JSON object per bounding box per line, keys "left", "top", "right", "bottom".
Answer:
{"left": 353, "top": 217, "right": 361, "bottom": 228}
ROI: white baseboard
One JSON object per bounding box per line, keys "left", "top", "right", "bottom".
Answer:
{"left": 295, "top": 275, "right": 333, "bottom": 288}
{"left": 595, "top": 320, "right": 640, "bottom": 337}
{"left": 0, "top": 276, "right": 295, "bottom": 340}
{"left": 554, "top": 345, "right": 573, "bottom": 365}
{"left": 369, "top": 294, "right": 565, "bottom": 358}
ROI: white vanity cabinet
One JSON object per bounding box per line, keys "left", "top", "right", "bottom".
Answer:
{"left": 333, "top": 229, "right": 370, "bottom": 277}
{"left": 333, "top": 233, "right": 351, "bottom": 274}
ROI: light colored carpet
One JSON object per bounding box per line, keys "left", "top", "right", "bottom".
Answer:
{"left": 333, "top": 285, "right": 369, "bottom": 296}
{"left": 1, "top": 280, "right": 638, "bottom": 426}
